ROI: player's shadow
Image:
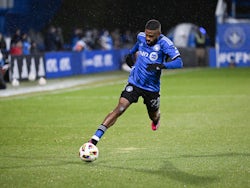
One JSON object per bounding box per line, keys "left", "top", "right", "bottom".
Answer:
{"left": 99, "top": 152, "right": 250, "bottom": 186}
{"left": 154, "top": 160, "right": 217, "bottom": 185}
{"left": 100, "top": 160, "right": 217, "bottom": 186}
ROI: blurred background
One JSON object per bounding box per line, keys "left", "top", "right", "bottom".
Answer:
{"left": 0, "top": 0, "right": 249, "bottom": 89}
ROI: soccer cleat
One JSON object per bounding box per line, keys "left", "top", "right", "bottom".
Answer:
{"left": 151, "top": 121, "right": 160, "bottom": 131}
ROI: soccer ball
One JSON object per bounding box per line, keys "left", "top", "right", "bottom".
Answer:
{"left": 79, "top": 143, "right": 99, "bottom": 162}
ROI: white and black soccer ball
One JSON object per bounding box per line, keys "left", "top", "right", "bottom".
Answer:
{"left": 79, "top": 143, "right": 99, "bottom": 162}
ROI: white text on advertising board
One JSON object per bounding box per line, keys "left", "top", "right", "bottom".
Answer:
{"left": 83, "top": 54, "right": 113, "bottom": 67}
{"left": 46, "top": 57, "right": 71, "bottom": 72}
{"left": 59, "top": 57, "right": 71, "bottom": 71}
{"left": 218, "top": 52, "right": 250, "bottom": 64}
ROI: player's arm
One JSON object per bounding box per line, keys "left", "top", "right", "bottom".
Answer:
{"left": 146, "top": 56, "right": 183, "bottom": 71}
{"left": 147, "top": 43, "right": 183, "bottom": 71}
{"left": 124, "top": 41, "right": 139, "bottom": 68}
{"left": 164, "top": 56, "right": 183, "bottom": 69}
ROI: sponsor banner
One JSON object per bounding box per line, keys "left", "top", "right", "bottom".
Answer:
{"left": 45, "top": 52, "right": 75, "bottom": 78}
{"left": 10, "top": 54, "right": 45, "bottom": 80}
{"left": 44, "top": 50, "right": 122, "bottom": 78}
{"left": 81, "top": 50, "right": 121, "bottom": 74}
{"left": 209, "top": 48, "right": 217, "bottom": 67}
{"left": 215, "top": 23, "right": 250, "bottom": 67}
{"left": 9, "top": 49, "right": 125, "bottom": 80}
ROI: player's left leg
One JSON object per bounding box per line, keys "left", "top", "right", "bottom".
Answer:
{"left": 143, "top": 91, "right": 160, "bottom": 131}
{"left": 148, "top": 110, "right": 160, "bottom": 131}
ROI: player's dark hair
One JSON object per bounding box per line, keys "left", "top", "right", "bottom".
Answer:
{"left": 145, "top": 19, "right": 161, "bottom": 31}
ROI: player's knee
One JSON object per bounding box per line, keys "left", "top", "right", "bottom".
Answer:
{"left": 114, "top": 104, "right": 127, "bottom": 116}
{"left": 118, "top": 106, "right": 126, "bottom": 114}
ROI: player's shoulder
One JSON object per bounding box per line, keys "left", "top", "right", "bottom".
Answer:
{"left": 158, "top": 34, "right": 174, "bottom": 47}
{"left": 137, "top": 32, "right": 145, "bottom": 41}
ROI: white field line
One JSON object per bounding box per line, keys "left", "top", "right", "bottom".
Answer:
{"left": 0, "top": 68, "right": 201, "bottom": 98}
{"left": 0, "top": 75, "right": 127, "bottom": 97}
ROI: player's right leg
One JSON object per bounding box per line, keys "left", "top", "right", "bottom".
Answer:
{"left": 89, "top": 97, "right": 131, "bottom": 145}
{"left": 102, "top": 97, "right": 131, "bottom": 127}
{"left": 89, "top": 83, "right": 139, "bottom": 145}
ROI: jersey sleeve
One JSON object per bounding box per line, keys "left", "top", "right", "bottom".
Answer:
{"left": 129, "top": 32, "right": 143, "bottom": 54}
{"left": 161, "top": 36, "right": 180, "bottom": 60}
{"left": 129, "top": 41, "right": 139, "bottom": 54}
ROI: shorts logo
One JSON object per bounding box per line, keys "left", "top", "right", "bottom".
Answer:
{"left": 149, "top": 52, "right": 158, "bottom": 61}
{"left": 126, "top": 86, "right": 133, "bottom": 92}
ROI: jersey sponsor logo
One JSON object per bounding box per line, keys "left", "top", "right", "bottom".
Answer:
{"left": 138, "top": 50, "right": 159, "bottom": 61}
{"left": 139, "top": 50, "right": 149, "bottom": 57}
{"left": 149, "top": 52, "right": 158, "bottom": 61}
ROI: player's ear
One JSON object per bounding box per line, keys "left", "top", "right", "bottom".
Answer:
{"left": 156, "top": 30, "right": 161, "bottom": 37}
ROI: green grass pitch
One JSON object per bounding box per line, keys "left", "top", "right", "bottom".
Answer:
{"left": 0, "top": 68, "right": 249, "bottom": 188}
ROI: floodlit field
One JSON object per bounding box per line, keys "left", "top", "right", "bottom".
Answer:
{"left": 0, "top": 68, "right": 249, "bottom": 188}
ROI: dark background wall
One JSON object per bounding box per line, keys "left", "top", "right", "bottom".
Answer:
{"left": 49, "top": 0, "right": 219, "bottom": 45}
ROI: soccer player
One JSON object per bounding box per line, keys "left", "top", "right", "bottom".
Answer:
{"left": 89, "top": 19, "right": 183, "bottom": 145}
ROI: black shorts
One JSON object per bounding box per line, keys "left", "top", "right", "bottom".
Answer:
{"left": 121, "top": 83, "right": 160, "bottom": 112}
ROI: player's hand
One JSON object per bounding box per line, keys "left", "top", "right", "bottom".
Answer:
{"left": 146, "top": 63, "right": 165, "bottom": 71}
{"left": 125, "top": 54, "right": 134, "bottom": 68}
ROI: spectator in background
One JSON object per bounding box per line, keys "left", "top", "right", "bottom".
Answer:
{"left": 92, "top": 28, "right": 101, "bottom": 50}
{"left": 111, "top": 28, "right": 122, "bottom": 49}
{"left": 0, "top": 54, "right": 7, "bottom": 89}
{"left": 0, "top": 32, "right": 7, "bottom": 59}
{"left": 10, "top": 28, "right": 22, "bottom": 46}
{"left": 195, "top": 27, "right": 207, "bottom": 66}
{"left": 30, "top": 40, "right": 40, "bottom": 54}
{"left": 10, "top": 40, "right": 23, "bottom": 55}
{"left": 28, "top": 29, "right": 45, "bottom": 52}
{"left": 0, "top": 43, "right": 7, "bottom": 89}
{"left": 0, "top": 32, "right": 9, "bottom": 88}
{"left": 122, "top": 29, "right": 135, "bottom": 48}
{"left": 0, "top": 33, "right": 6, "bottom": 51}
{"left": 55, "top": 27, "right": 64, "bottom": 51}
{"left": 99, "top": 30, "right": 113, "bottom": 50}
{"left": 73, "top": 39, "right": 87, "bottom": 52}
{"left": 22, "top": 33, "right": 31, "bottom": 55}
{"left": 83, "top": 29, "right": 96, "bottom": 50}
{"left": 0, "top": 32, "right": 7, "bottom": 68}
{"left": 71, "top": 28, "right": 83, "bottom": 50}
{"left": 10, "top": 28, "right": 23, "bottom": 55}
{"left": 44, "top": 25, "right": 58, "bottom": 51}
{"left": 71, "top": 27, "right": 89, "bottom": 51}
